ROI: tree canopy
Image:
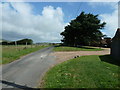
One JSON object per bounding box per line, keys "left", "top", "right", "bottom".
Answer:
{"left": 1, "top": 38, "right": 33, "bottom": 45}
{"left": 61, "top": 11, "right": 106, "bottom": 46}
{"left": 16, "top": 38, "right": 33, "bottom": 45}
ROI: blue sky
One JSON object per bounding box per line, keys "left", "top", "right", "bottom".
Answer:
{"left": 0, "top": 2, "right": 119, "bottom": 43}
{"left": 31, "top": 2, "right": 116, "bottom": 22}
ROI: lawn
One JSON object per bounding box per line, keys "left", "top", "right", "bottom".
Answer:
{"left": 1, "top": 45, "right": 50, "bottom": 64}
{"left": 53, "top": 46, "right": 103, "bottom": 51}
{"left": 41, "top": 55, "right": 119, "bottom": 88}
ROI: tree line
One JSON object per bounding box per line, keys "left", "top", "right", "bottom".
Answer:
{"left": 1, "top": 39, "right": 33, "bottom": 45}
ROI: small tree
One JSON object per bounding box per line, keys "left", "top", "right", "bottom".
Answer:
{"left": 61, "top": 11, "right": 106, "bottom": 46}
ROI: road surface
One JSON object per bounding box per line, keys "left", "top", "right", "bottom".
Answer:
{"left": 1, "top": 46, "right": 55, "bottom": 89}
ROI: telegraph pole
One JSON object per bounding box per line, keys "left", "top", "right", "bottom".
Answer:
{"left": 15, "top": 41, "right": 17, "bottom": 50}
{"left": 26, "top": 42, "right": 27, "bottom": 48}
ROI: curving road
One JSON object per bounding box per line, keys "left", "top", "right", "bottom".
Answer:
{"left": 1, "top": 46, "right": 56, "bottom": 89}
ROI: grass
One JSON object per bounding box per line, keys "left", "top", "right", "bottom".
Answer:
{"left": 41, "top": 55, "right": 120, "bottom": 88}
{"left": 53, "top": 46, "right": 103, "bottom": 51}
{"left": 1, "top": 45, "right": 50, "bottom": 64}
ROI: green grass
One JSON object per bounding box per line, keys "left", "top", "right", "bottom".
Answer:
{"left": 53, "top": 46, "right": 103, "bottom": 51}
{"left": 1, "top": 45, "right": 50, "bottom": 64}
{"left": 42, "top": 55, "right": 119, "bottom": 88}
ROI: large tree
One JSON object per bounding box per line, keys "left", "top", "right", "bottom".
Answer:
{"left": 61, "top": 11, "right": 106, "bottom": 46}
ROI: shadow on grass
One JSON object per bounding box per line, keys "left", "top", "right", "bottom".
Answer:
{"left": 55, "top": 45, "right": 97, "bottom": 49}
{"left": 54, "top": 45, "right": 61, "bottom": 47}
{"left": 77, "top": 46, "right": 97, "bottom": 49}
{"left": 1, "top": 80, "right": 33, "bottom": 89}
{"left": 99, "top": 55, "right": 120, "bottom": 66}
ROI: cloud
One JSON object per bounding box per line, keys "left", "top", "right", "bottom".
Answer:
{"left": 99, "top": 3, "right": 118, "bottom": 37}
{"left": 1, "top": 2, "right": 66, "bottom": 43}
{"left": 88, "top": 2, "right": 117, "bottom": 8}
{"left": 118, "top": 2, "right": 120, "bottom": 28}
{"left": 88, "top": 2, "right": 118, "bottom": 37}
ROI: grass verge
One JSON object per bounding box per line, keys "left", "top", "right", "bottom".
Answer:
{"left": 2, "top": 45, "right": 50, "bottom": 64}
{"left": 53, "top": 46, "right": 103, "bottom": 51}
{"left": 41, "top": 55, "right": 119, "bottom": 88}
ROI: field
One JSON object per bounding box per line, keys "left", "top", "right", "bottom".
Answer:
{"left": 1, "top": 45, "right": 50, "bottom": 64}
{"left": 53, "top": 46, "right": 103, "bottom": 51}
{"left": 41, "top": 55, "right": 119, "bottom": 88}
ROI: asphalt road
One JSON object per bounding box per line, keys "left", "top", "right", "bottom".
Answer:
{"left": 1, "top": 46, "right": 56, "bottom": 89}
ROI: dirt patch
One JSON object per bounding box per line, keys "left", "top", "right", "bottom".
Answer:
{"left": 50, "top": 48, "right": 110, "bottom": 64}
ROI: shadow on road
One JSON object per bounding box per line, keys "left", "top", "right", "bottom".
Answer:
{"left": 99, "top": 55, "right": 120, "bottom": 66}
{"left": 1, "top": 80, "right": 33, "bottom": 89}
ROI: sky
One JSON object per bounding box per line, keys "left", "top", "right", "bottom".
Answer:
{"left": 0, "top": 0, "right": 119, "bottom": 43}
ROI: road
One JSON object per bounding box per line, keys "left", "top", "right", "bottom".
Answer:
{"left": 1, "top": 46, "right": 56, "bottom": 89}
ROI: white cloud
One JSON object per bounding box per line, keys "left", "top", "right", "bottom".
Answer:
{"left": 11, "top": 2, "right": 33, "bottom": 15}
{"left": 118, "top": 2, "right": 120, "bottom": 28}
{"left": 88, "top": 2, "right": 117, "bottom": 8}
{"left": 88, "top": 2, "right": 118, "bottom": 38}
{"left": 99, "top": 3, "right": 118, "bottom": 37}
{"left": 1, "top": 2, "right": 66, "bottom": 43}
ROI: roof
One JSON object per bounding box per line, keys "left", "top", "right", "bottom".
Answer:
{"left": 101, "top": 39, "right": 107, "bottom": 44}
{"left": 112, "top": 28, "right": 120, "bottom": 40}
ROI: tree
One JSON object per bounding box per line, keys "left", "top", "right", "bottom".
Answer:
{"left": 61, "top": 11, "right": 106, "bottom": 46}
{"left": 17, "top": 38, "right": 33, "bottom": 45}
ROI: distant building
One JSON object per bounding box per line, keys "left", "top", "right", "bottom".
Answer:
{"left": 101, "top": 37, "right": 112, "bottom": 48}
{"left": 111, "top": 28, "right": 120, "bottom": 60}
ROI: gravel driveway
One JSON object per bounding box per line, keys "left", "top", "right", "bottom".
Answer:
{"left": 50, "top": 48, "right": 110, "bottom": 64}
